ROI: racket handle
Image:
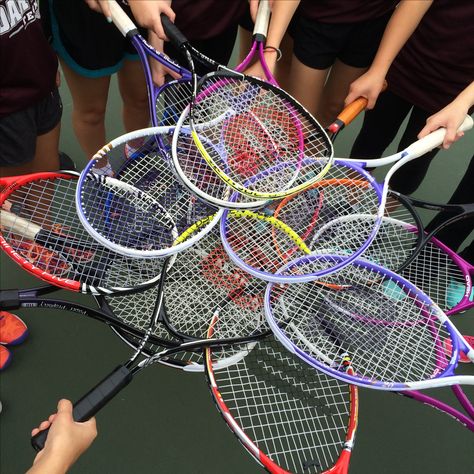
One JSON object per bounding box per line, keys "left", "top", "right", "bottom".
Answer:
{"left": 404, "top": 115, "right": 474, "bottom": 158}
{"left": 327, "top": 81, "right": 388, "bottom": 134}
{"left": 108, "top": 0, "right": 137, "bottom": 36}
{"left": 328, "top": 97, "right": 368, "bottom": 135}
{"left": 31, "top": 366, "right": 132, "bottom": 452}
{"left": 161, "top": 14, "right": 188, "bottom": 48}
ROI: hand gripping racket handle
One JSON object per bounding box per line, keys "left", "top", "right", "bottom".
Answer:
{"left": 404, "top": 115, "right": 474, "bottom": 158}
{"left": 161, "top": 14, "right": 188, "bottom": 48}
{"left": 108, "top": 0, "right": 137, "bottom": 36}
{"left": 253, "top": 0, "right": 271, "bottom": 41}
{"left": 31, "top": 366, "right": 132, "bottom": 452}
{"left": 327, "top": 81, "right": 387, "bottom": 134}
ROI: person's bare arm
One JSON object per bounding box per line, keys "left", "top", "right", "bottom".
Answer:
{"left": 345, "top": 0, "right": 433, "bottom": 108}
{"left": 418, "top": 81, "right": 474, "bottom": 148}
{"left": 27, "top": 400, "right": 97, "bottom": 474}
{"left": 245, "top": 0, "right": 299, "bottom": 79}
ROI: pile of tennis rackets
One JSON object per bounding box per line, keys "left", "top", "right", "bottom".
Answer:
{"left": 1, "top": 1, "right": 473, "bottom": 472}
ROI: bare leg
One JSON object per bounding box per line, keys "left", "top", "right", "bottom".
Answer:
{"left": 274, "top": 33, "right": 294, "bottom": 91}
{"left": 317, "top": 59, "right": 368, "bottom": 128}
{"left": 117, "top": 59, "right": 149, "bottom": 132}
{"left": 60, "top": 60, "right": 110, "bottom": 158}
{"left": 288, "top": 56, "right": 329, "bottom": 118}
{"left": 237, "top": 26, "right": 253, "bottom": 66}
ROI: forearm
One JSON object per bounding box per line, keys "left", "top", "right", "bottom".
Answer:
{"left": 26, "top": 452, "right": 70, "bottom": 474}
{"left": 452, "top": 81, "right": 474, "bottom": 113}
{"left": 266, "top": 0, "right": 300, "bottom": 49}
{"left": 369, "top": 0, "right": 433, "bottom": 77}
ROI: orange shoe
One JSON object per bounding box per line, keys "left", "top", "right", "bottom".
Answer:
{"left": 0, "top": 311, "right": 29, "bottom": 346}
{"left": 0, "top": 345, "right": 12, "bottom": 371}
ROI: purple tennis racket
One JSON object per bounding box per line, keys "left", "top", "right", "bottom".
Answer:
{"left": 107, "top": 0, "right": 193, "bottom": 127}
{"left": 264, "top": 254, "right": 474, "bottom": 431}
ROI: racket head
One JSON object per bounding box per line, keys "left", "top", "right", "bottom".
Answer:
{"left": 264, "top": 253, "right": 470, "bottom": 391}
{"left": 76, "top": 126, "right": 222, "bottom": 258}
{"left": 182, "top": 73, "right": 334, "bottom": 200}
{"left": 0, "top": 172, "right": 166, "bottom": 294}
{"left": 205, "top": 335, "right": 358, "bottom": 474}
{"left": 220, "top": 160, "right": 384, "bottom": 283}
{"left": 161, "top": 222, "right": 269, "bottom": 342}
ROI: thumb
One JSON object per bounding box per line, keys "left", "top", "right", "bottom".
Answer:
{"left": 57, "top": 399, "right": 73, "bottom": 416}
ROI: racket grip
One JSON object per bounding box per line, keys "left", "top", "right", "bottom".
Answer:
{"left": 404, "top": 115, "right": 474, "bottom": 158}
{"left": 31, "top": 366, "right": 132, "bottom": 452}
{"left": 161, "top": 14, "right": 188, "bottom": 47}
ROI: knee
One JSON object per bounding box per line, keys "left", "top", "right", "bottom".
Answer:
{"left": 73, "top": 106, "right": 106, "bottom": 127}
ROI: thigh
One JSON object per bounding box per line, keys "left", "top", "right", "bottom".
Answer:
{"left": 117, "top": 59, "right": 148, "bottom": 104}
{"left": 288, "top": 56, "right": 329, "bottom": 118}
{"left": 318, "top": 59, "right": 368, "bottom": 125}
{"left": 60, "top": 60, "right": 110, "bottom": 114}
{"left": 350, "top": 91, "right": 413, "bottom": 159}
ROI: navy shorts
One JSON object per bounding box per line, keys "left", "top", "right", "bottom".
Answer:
{"left": 292, "top": 12, "right": 392, "bottom": 69}
{"left": 0, "top": 88, "right": 62, "bottom": 166}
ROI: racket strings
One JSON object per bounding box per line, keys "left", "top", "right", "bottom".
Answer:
{"left": 207, "top": 339, "right": 354, "bottom": 473}
{"left": 222, "top": 210, "right": 311, "bottom": 279}
{"left": 159, "top": 223, "right": 270, "bottom": 343}
{"left": 80, "top": 133, "right": 218, "bottom": 256}
{"left": 0, "top": 176, "right": 165, "bottom": 290}
{"left": 154, "top": 79, "right": 193, "bottom": 127}
{"left": 269, "top": 259, "right": 451, "bottom": 384}
{"left": 188, "top": 75, "right": 332, "bottom": 194}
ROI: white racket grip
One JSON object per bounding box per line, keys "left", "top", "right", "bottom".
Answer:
{"left": 253, "top": 0, "right": 271, "bottom": 38}
{"left": 0, "top": 210, "right": 40, "bottom": 241}
{"left": 404, "top": 115, "right": 473, "bottom": 159}
{"left": 108, "top": 0, "right": 137, "bottom": 37}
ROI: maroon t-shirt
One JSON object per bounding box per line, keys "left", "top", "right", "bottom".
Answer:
{"left": 0, "top": 0, "right": 58, "bottom": 117}
{"left": 172, "top": 0, "right": 248, "bottom": 40}
{"left": 387, "top": 0, "right": 474, "bottom": 114}
{"left": 299, "top": 0, "right": 397, "bottom": 23}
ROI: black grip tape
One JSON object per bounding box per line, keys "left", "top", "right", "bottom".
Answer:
{"left": 31, "top": 366, "right": 132, "bottom": 452}
{"left": 160, "top": 14, "right": 188, "bottom": 47}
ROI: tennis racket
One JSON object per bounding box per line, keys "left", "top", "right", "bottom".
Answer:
{"left": 264, "top": 255, "right": 474, "bottom": 427}
{"left": 220, "top": 117, "right": 474, "bottom": 282}
{"left": 106, "top": 0, "right": 193, "bottom": 127}
{"left": 205, "top": 336, "right": 358, "bottom": 474}
{"left": 31, "top": 219, "right": 272, "bottom": 450}
{"left": 76, "top": 126, "right": 222, "bottom": 258}
{"left": 355, "top": 192, "right": 473, "bottom": 315}
{"left": 161, "top": 14, "right": 336, "bottom": 202}
{"left": 0, "top": 171, "right": 169, "bottom": 294}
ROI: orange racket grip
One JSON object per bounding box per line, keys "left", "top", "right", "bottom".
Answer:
{"left": 327, "top": 80, "right": 388, "bottom": 135}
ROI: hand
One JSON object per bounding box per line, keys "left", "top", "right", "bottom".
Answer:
{"left": 84, "top": 0, "right": 175, "bottom": 40}
{"left": 345, "top": 72, "right": 386, "bottom": 110}
{"left": 128, "top": 0, "right": 175, "bottom": 40}
{"left": 249, "top": 0, "right": 274, "bottom": 22}
{"left": 418, "top": 101, "right": 469, "bottom": 149}
{"left": 148, "top": 31, "right": 180, "bottom": 86}
{"left": 28, "top": 399, "right": 97, "bottom": 474}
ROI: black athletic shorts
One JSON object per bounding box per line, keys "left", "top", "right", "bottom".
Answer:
{"left": 45, "top": 0, "right": 145, "bottom": 78}
{"left": 0, "top": 88, "right": 62, "bottom": 167}
{"left": 164, "top": 26, "right": 239, "bottom": 77}
{"left": 238, "top": 7, "right": 298, "bottom": 37}
{"left": 292, "top": 11, "right": 392, "bottom": 69}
